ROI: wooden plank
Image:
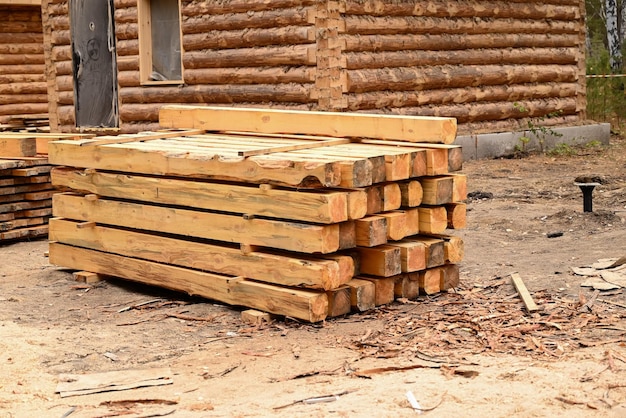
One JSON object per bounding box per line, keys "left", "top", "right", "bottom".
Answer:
{"left": 355, "top": 215, "right": 387, "bottom": 247}
{"left": 56, "top": 367, "right": 173, "bottom": 398}
{"left": 365, "top": 183, "right": 401, "bottom": 215}
{"left": 446, "top": 202, "right": 467, "bottom": 229}
{"left": 239, "top": 138, "right": 352, "bottom": 157}
{"left": 158, "top": 105, "right": 457, "bottom": 144}
{"left": 383, "top": 240, "right": 427, "bottom": 273}
{"left": 50, "top": 167, "right": 364, "bottom": 224}
{"left": 326, "top": 285, "right": 352, "bottom": 317}
{"left": 394, "top": 272, "right": 420, "bottom": 299}
{"left": 451, "top": 174, "right": 468, "bottom": 202}
{"left": 346, "top": 278, "right": 376, "bottom": 312}
{"left": 0, "top": 199, "right": 52, "bottom": 214}
{"left": 48, "top": 139, "right": 342, "bottom": 188}
{"left": 357, "top": 276, "right": 396, "bottom": 305}
{"left": 428, "top": 234, "right": 464, "bottom": 263}
{"left": 417, "top": 206, "right": 448, "bottom": 234}
{"left": 355, "top": 245, "right": 402, "bottom": 277}
{"left": 0, "top": 217, "right": 45, "bottom": 232}
{"left": 0, "top": 224, "right": 48, "bottom": 241}
{"left": 12, "top": 165, "right": 53, "bottom": 176}
{"left": 49, "top": 243, "right": 329, "bottom": 322}
{"left": 0, "top": 175, "right": 50, "bottom": 186}
{"left": 72, "top": 271, "right": 106, "bottom": 283}
{"left": 0, "top": 183, "right": 52, "bottom": 196}
{"left": 49, "top": 219, "right": 354, "bottom": 290}
{"left": 379, "top": 211, "right": 408, "bottom": 241}
{"left": 241, "top": 309, "right": 274, "bottom": 325}
{"left": 0, "top": 137, "right": 37, "bottom": 157}
{"left": 399, "top": 180, "right": 423, "bottom": 207}
{"left": 510, "top": 273, "right": 539, "bottom": 312}
{"left": 418, "top": 267, "right": 442, "bottom": 295}
{"left": 420, "top": 176, "right": 454, "bottom": 205}
{"left": 52, "top": 193, "right": 348, "bottom": 254}
{"left": 440, "top": 264, "right": 461, "bottom": 290}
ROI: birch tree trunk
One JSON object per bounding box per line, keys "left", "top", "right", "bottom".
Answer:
{"left": 605, "top": 0, "right": 622, "bottom": 71}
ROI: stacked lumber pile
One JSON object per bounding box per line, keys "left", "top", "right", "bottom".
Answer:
{"left": 48, "top": 106, "right": 466, "bottom": 322}
{"left": 0, "top": 132, "right": 92, "bottom": 243}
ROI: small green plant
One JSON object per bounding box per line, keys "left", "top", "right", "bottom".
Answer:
{"left": 546, "top": 143, "right": 575, "bottom": 156}
{"left": 513, "top": 102, "right": 564, "bottom": 154}
{"left": 585, "top": 140, "right": 602, "bottom": 148}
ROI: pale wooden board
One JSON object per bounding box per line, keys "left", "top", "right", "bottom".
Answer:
{"left": 158, "top": 105, "right": 457, "bottom": 144}
{"left": 56, "top": 367, "right": 173, "bottom": 398}
{"left": 510, "top": 273, "right": 539, "bottom": 312}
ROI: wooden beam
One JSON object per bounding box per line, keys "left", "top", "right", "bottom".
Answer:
{"left": 48, "top": 139, "right": 342, "bottom": 188}
{"left": 50, "top": 167, "right": 365, "bottom": 224}
{"left": 49, "top": 218, "right": 355, "bottom": 290}
{"left": 356, "top": 245, "right": 402, "bottom": 277}
{"left": 0, "top": 137, "right": 37, "bottom": 157}
{"left": 510, "top": 273, "right": 539, "bottom": 312}
{"left": 52, "top": 194, "right": 350, "bottom": 254}
{"left": 159, "top": 105, "right": 457, "bottom": 144}
{"left": 49, "top": 243, "right": 328, "bottom": 322}
{"left": 346, "top": 278, "right": 376, "bottom": 312}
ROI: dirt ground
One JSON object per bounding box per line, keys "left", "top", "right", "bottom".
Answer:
{"left": 1, "top": 134, "right": 625, "bottom": 418}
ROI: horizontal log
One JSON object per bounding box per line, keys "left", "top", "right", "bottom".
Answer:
{"left": 47, "top": 2, "right": 67, "bottom": 16}
{"left": 0, "top": 64, "right": 45, "bottom": 76}
{"left": 49, "top": 243, "right": 328, "bottom": 322}
{"left": 0, "top": 21, "right": 42, "bottom": 33}
{"left": 54, "top": 60, "right": 72, "bottom": 76}
{"left": 2, "top": 9, "right": 43, "bottom": 21}
{"left": 347, "top": 83, "right": 579, "bottom": 110}
{"left": 51, "top": 167, "right": 364, "bottom": 223}
{"left": 0, "top": 82, "right": 47, "bottom": 95}
{"left": 183, "top": 26, "right": 315, "bottom": 51}
{"left": 0, "top": 103, "right": 49, "bottom": 116}
{"left": 347, "top": 64, "right": 578, "bottom": 93}
{"left": 0, "top": 93, "right": 48, "bottom": 105}
{"left": 51, "top": 30, "right": 70, "bottom": 46}
{"left": 406, "top": 97, "right": 578, "bottom": 123}
{"left": 343, "top": 33, "right": 579, "bottom": 52}
{"left": 52, "top": 193, "right": 349, "bottom": 254}
{"left": 182, "top": 66, "right": 315, "bottom": 85}
{"left": 0, "top": 33, "right": 43, "bottom": 44}
{"left": 114, "top": 6, "right": 137, "bottom": 23}
{"left": 345, "top": 47, "right": 578, "bottom": 69}
{"left": 458, "top": 115, "right": 580, "bottom": 135}
{"left": 181, "top": 7, "right": 315, "bottom": 34}
{"left": 116, "top": 39, "right": 138, "bottom": 56}
{"left": 49, "top": 219, "right": 353, "bottom": 290}
{"left": 117, "top": 84, "right": 315, "bottom": 106}
{"left": 117, "top": 56, "right": 139, "bottom": 71}
{"left": 0, "top": 43, "right": 43, "bottom": 55}
{"left": 182, "top": 0, "right": 316, "bottom": 15}
{"left": 343, "top": 15, "right": 579, "bottom": 36}
{"left": 51, "top": 45, "right": 71, "bottom": 62}
{"left": 345, "top": 0, "right": 580, "bottom": 20}
{"left": 47, "top": 15, "right": 69, "bottom": 31}
{"left": 0, "top": 54, "right": 44, "bottom": 66}
{"left": 183, "top": 44, "right": 316, "bottom": 68}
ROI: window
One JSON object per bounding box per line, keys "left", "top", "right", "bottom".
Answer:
{"left": 137, "top": 0, "right": 183, "bottom": 84}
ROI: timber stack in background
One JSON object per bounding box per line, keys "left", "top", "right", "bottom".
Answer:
{"left": 0, "top": 132, "right": 91, "bottom": 243}
{"left": 47, "top": 106, "right": 466, "bottom": 322}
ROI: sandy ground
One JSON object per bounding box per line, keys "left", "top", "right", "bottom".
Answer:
{"left": 1, "top": 135, "right": 625, "bottom": 418}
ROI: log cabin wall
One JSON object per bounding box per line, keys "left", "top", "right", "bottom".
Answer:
{"left": 44, "top": 0, "right": 319, "bottom": 133}
{"left": 339, "top": 0, "right": 587, "bottom": 135}
{"left": 42, "top": 0, "right": 587, "bottom": 135}
{"left": 0, "top": 4, "right": 48, "bottom": 124}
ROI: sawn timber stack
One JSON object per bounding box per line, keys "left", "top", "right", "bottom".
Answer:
{"left": 0, "top": 132, "right": 92, "bottom": 243}
{"left": 47, "top": 106, "right": 466, "bottom": 322}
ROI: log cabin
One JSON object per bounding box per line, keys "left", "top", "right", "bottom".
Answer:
{"left": 40, "top": 0, "right": 586, "bottom": 136}
{"left": 0, "top": 0, "right": 48, "bottom": 126}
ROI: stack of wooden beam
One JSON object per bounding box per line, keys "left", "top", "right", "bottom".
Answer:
{"left": 0, "top": 132, "right": 92, "bottom": 243}
{"left": 48, "top": 106, "right": 466, "bottom": 322}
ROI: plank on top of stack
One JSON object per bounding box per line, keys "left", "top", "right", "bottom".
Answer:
{"left": 48, "top": 106, "right": 465, "bottom": 322}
